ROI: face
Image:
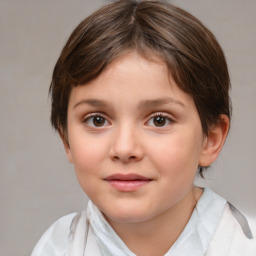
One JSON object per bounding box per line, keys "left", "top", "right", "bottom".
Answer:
{"left": 65, "top": 52, "right": 210, "bottom": 224}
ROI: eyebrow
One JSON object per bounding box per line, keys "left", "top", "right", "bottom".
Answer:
{"left": 73, "top": 99, "right": 109, "bottom": 109}
{"left": 138, "top": 97, "right": 185, "bottom": 109}
{"left": 73, "top": 97, "right": 185, "bottom": 110}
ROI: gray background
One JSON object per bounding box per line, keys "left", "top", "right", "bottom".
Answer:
{"left": 0, "top": 0, "right": 255, "bottom": 255}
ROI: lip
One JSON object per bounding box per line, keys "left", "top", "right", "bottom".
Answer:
{"left": 104, "top": 173, "right": 152, "bottom": 192}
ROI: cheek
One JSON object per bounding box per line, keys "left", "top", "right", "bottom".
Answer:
{"left": 147, "top": 132, "right": 202, "bottom": 175}
{"left": 69, "top": 137, "right": 107, "bottom": 198}
{"left": 69, "top": 135, "right": 108, "bottom": 175}
{"left": 149, "top": 135, "right": 201, "bottom": 205}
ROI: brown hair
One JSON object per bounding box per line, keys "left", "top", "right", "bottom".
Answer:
{"left": 49, "top": 0, "right": 231, "bottom": 173}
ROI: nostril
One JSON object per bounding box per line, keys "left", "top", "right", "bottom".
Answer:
{"left": 113, "top": 156, "right": 119, "bottom": 160}
{"left": 111, "top": 154, "right": 138, "bottom": 162}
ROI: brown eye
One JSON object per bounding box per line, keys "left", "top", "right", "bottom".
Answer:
{"left": 147, "top": 114, "right": 172, "bottom": 127}
{"left": 84, "top": 115, "right": 109, "bottom": 127}
{"left": 93, "top": 116, "right": 105, "bottom": 127}
{"left": 153, "top": 116, "right": 166, "bottom": 127}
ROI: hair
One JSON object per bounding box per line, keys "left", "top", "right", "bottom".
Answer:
{"left": 49, "top": 0, "right": 231, "bottom": 175}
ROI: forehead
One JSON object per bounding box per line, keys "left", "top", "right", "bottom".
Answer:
{"left": 69, "top": 52, "right": 195, "bottom": 110}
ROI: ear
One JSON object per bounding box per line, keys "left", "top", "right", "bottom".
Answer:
{"left": 58, "top": 128, "right": 73, "bottom": 163}
{"left": 199, "top": 115, "right": 229, "bottom": 167}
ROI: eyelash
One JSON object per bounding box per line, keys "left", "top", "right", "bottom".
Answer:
{"left": 146, "top": 112, "right": 174, "bottom": 127}
{"left": 82, "top": 112, "right": 174, "bottom": 128}
{"left": 82, "top": 113, "right": 110, "bottom": 128}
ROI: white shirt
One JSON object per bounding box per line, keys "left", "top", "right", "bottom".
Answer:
{"left": 31, "top": 188, "right": 256, "bottom": 256}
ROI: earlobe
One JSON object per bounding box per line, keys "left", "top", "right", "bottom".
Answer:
{"left": 199, "top": 115, "right": 229, "bottom": 167}
{"left": 58, "top": 128, "right": 73, "bottom": 163}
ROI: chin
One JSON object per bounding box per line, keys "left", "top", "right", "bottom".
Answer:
{"left": 103, "top": 206, "right": 154, "bottom": 224}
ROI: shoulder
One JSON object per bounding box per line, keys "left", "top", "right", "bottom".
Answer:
{"left": 206, "top": 203, "right": 256, "bottom": 256}
{"left": 31, "top": 213, "right": 77, "bottom": 256}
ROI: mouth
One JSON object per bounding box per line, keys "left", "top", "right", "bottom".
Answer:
{"left": 104, "top": 173, "right": 153, "bottom": 192}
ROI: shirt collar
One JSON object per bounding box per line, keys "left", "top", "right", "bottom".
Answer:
{"left": 87, "top": 188, "right": 226, "bottom": 256}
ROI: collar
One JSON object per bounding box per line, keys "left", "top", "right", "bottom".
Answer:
{"left": 87, "top": 188, "right": 226, "bottom": 256}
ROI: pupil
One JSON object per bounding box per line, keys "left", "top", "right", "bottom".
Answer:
{"left": 153, "top": 116, "right": 166, "bottom": 126}
{"left": 93, "top": 116, "right": 105, "bottom": 126}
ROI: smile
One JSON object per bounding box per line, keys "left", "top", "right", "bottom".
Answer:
{"left": 104, "top": 173, "right": 153, "bottom": 192}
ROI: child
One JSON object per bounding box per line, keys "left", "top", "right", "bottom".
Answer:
{"left": 32, "top": 0, "right": 255, "bottom": 255}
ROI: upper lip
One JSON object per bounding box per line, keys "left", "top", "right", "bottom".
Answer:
{"left": 104, "top": 173, "right": 152, "bottom": 181}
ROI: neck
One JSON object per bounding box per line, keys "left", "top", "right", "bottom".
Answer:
{"left": 105, "top": 186, "right": 203, "bottom": 256}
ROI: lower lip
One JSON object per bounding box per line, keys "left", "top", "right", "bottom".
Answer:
{"left": 106, "top": 180, "right": 151, "bottom": 192}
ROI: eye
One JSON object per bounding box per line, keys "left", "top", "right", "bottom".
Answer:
{"left": 83, "top": 114, "right": 110, "bottom": 127}
{"left": 146, "top": 114, "right": 173, "bottom": 127}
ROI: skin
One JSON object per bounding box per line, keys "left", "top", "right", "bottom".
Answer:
{"left": 63, "top": 52, "right": 229, "bottom": 255}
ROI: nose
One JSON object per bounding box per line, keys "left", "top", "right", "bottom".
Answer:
{"left": 109, "top": 124, "right": 144, "bottom": 163}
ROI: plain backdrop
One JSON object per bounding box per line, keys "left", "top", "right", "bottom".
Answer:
{"left": 0, "top": 0, "right": 255, "bottom": 255}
